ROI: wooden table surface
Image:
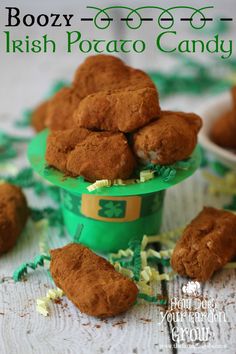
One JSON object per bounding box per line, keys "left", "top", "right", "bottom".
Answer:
{"left": 0, "top": 157, "right": 235, "bottom": 354}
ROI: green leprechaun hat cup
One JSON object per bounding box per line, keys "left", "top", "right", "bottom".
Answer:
{"left": 28, "top": 129, "right": 201, "bottom": 253}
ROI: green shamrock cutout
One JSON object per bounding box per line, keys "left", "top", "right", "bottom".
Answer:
{"left": 99, "top": 200, "right": 126, "bottom": 218}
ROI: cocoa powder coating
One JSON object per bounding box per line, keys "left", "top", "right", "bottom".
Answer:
{"left": 50, "top": 243, "right": 138, "bottom": 318}
{"left": 132, "top": 111, "right": 202, "bottom": 165}
{"left": 44, "top": 55, "right": 202, "bottom": 181}
{"left": 31, "top": 100, "right": 49, "bottom": 132}
{"left": 46, "top": 128, "right": 136, "bottom": 182}
{"left": 0, "top": 183, "right": 28, "bottom": 254}
{"left": 74, "top": 87, "right": 160, "bottom": 133}
{"left": 211, "top": 86, "right": 236, "bottom": 150}
{"left": 171, "top": 207, "right": 236, "bottom": 282}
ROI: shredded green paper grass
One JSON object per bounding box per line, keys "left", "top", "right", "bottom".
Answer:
{"left": 13, "top": 254, "right": 51, "bottom": 282}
